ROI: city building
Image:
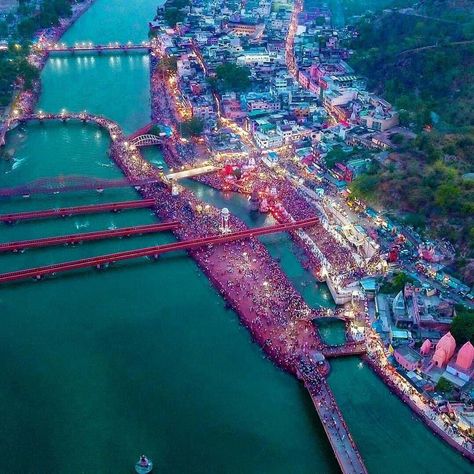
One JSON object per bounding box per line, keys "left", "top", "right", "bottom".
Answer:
{"left": 394, "top": 345, "right": 422, "bottom": 371}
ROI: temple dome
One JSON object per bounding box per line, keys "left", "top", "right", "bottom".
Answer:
{"left": 420, "top": 339, "right": 431, "bottom": 356}
{"left": 432, "top": 332, "right": 456, "bottom": 367}
{"left": 455, "top": 341, "right": 474, "bottom": 371}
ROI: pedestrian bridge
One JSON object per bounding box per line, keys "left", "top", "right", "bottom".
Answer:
{"left": 1, "top": 111, "right": 122, "bottom": 147}
{"left": 130, "top": 134, "right": 163, "bottom": 147}
{"left": 322, "top": 341, "right": 367, "bottom": 358}
{"left": 307, "top": 378, "right": 368, "bottom": 474}
{"left": 166, "top": 165, "right": 221, "bottom": 181}
{"left": 43, "top": 42, "right": 151, "bottom": 54}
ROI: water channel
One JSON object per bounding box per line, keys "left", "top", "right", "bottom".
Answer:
{"left": 0, "top": 0, "right": 471, "bottom": 472}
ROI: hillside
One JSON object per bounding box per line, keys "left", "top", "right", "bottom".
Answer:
{"left": 349, "top": 1, "right": 474, "bottom": 128}
{"left": 346, "top": 0, "right": 474, "bottom": 284}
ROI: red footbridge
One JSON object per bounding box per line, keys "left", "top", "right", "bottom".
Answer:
{"left": 0, "top": 199, "right": 156, "bottom": 223}
{"left": 0, "top": 218, "right": 317, "bottom": 284}
{"left": 0, "top": 222, "right": 178, "bottom": 253}
{"left": 0, "top": 176, "right": 161, "bottom": 198}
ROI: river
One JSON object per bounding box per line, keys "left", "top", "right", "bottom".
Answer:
{"left": 0, "top": 0, "right": 471, "bottom": 472}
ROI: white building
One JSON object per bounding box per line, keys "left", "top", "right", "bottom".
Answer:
{"left": 254, "top": 131, "right": 283, "bottom": 149}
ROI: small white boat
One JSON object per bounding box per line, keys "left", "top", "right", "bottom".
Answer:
{"left": 135, "top": 455, "right": 153, "bottom": 473}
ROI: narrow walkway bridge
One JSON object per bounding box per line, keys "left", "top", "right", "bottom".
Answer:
{"left": 0, "top": 218, "right": 317, "bottom": 284}
{"left": 1, "top": 111, "right": 121, "bottom": 147}
{"left": 0, "top": 222, "right": 178, "bottom": 253}
{"left": 306, "top": 378, "right": 368, "bottom": 474}
{"left": 44, "top": 42, "right": 151, "bottom": 54}
{"left": 0, "top": 176, "right": 161, "bottom": 198}
{"left": 322, "top": 341, "right": 367, "bottom": 358}
{"left": 8, "top": 111, "right": 119, "bottom": 128}
{"left": 166, "top": 165, "right": 220, "bottom": 181}
{"left": 0, "top": 199, "right": 156, "bottom": 223}
{"left": 130, "top": 134, "right": 164, "bottom": 147}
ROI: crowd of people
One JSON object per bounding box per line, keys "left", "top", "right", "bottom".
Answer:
{"left": 127, "top": 58, "right": 347, "bottom": 377}
{"left": 162, "top": 134, "right": 367, "bottom": 294}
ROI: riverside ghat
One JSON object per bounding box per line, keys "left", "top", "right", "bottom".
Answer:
{"left": 110, "top": 114, "right": 369, "bottom": 474}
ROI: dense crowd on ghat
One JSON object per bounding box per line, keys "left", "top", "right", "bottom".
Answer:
{"left": 158, "top": 135, "right": 364, "bottom": 290}
{"left": 277, "top": 183, "right": 357, "bottom": 269}
{"left": 106, "top": 59, "right": 343, "bottom": 377}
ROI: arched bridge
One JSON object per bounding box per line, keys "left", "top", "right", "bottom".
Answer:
{"left": 130, "top": 134, "right": 163, "bottom": 147}
{"left": 1, "top": 111, "right": 123, "bottom": 146}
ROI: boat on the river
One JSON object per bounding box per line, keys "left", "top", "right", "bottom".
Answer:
{"left": 135, "top": 455, "right": 153, "bottom": 473}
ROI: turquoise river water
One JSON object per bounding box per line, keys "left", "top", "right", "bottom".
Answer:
{"left": 0, "top": 0, "right": 471, "bottom": 472}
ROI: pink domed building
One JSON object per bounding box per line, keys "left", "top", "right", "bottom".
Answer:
{"left": 431, "top": 332, "right": 456, "bottom": 367}
{"left": 420, "top": 339, "right": 432, "bottom": 356}
{"left": 447, "top": 341, "right": 474, "bottom": 383}
{"left": 456, "top": 341, "right": 474, "bottom": 370}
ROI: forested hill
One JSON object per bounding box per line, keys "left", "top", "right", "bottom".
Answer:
{"left": 346, "top": 1, "right": 474, "bottom": 284}
{"left": 348, "top": 0, "right": 474, "bottom": 128}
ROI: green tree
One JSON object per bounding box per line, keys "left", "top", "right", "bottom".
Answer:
{"left": 149, "top": 125, "right": 162, "bottom": 136}
{"left": 17, "top": 17, "right": 37, "bottom": 38}
{"left": 214, "top": 63, "right": 251, "bottom": 92}
{"left": 180, "top": 117, "right": 204, "bottom": 137}
{"left": 164, "top": 7, "right": 185, "bottom": 27}
{"left": 158, "top": 56, "right": 178, "bottom": 74}
{"left": 436, "top": 377, "right": 454, "bottom": 394}
{"left": 435, "top": 182, "right": 461, "bottom": 210}
{"left": 349, "top": 174, "right": 380, "bottom": 200}
{"left": 450, "top": 307, "right": 474, "bottom": 344}
{"left": 380, "top": 272, "right": 414, "bottom": 294}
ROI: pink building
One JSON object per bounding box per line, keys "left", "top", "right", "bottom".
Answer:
{"left": 222, "top": 98, "right": 247, "bottom": 120}
{"left": 394, "top": 345, "right": 422, "bottom": 371}
{"left": 431, "top": 332, "right": 456, "bottom": 367}
{"left": 446, "top": 341, "right": 474, "bottom": 383}
{"left": 420, "top": 339, "right": 432, "bottom": 356}
{"left": 456, "top": 341, "right": 474, "bottom": 370}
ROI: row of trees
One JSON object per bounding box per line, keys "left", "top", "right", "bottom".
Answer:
{"left": 1, "top": 0, "right": 81, "bottom": 106}
{"left": 16, "top": 0, "right": 77, "bottom": 39}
